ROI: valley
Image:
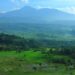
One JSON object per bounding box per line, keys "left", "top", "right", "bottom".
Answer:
{"left": 0, "top": 6, "right": 75, "bottom": 75}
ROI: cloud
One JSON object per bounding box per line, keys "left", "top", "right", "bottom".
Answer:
{"left": 57, "top": 7, "right": 75, "bottom": 14}
{"left": 21, "top": 0, "right": 28, "bottom": 3}
{"left": 10, "top": 0, "right": 29, "bottom": 10}
{"left": 11, "top": 0, "right": 28, "bottom": 4}
{"left": 0, "top": 9, "right": 6, "bottom": 13}
{"left": 11, "top": 0, "right": 14, "bottom": 2}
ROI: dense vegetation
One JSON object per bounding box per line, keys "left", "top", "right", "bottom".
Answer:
{"left": 0, "top": 33, "right": 75, "bottom": 63}
{"left": 0, "top": 33, "right": 75, "bottom": 75}
{"left": 0, "top": 33, "right": 75, "bottom": 51}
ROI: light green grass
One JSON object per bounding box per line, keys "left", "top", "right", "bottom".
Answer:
{"left": 0, "top": 51, "right": 74, "bottom": 75}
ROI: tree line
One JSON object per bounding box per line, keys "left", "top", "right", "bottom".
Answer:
{"left": 0, "top": 33, "right": 75, "bottom": 51}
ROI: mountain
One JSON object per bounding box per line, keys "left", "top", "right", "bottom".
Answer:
{"left": 0, "top": 13, "right": 2, "bottom": 15}
{"left": 0, "top": 6, "right": 75, "bottom": 40}
{"left": 0, "top": 6, "right": 75, "bottom": 23}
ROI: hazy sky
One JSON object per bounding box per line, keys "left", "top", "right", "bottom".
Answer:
{"left": 0, "top": 0, "right": 75, "bottom": 14}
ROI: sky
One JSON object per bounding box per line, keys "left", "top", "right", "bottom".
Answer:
{"left": 0, "top": 0, "right": 75, "bottom": 14}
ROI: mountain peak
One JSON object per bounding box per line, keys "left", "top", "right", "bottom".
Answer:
{"left": 0, "top": 6, "right": 75, "bottom": 23}
{"left": 20, "top": 6, "right": 36, "bottom": 11}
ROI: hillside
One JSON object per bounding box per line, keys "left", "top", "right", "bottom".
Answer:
{"left": 0, "top": 22, "right": 75, "bottom": 40}
{"left": 0, "top": 33, "right": 75, "bottom": 51}
{"left": 0, "top": 6, "right": 75, "bottom": 40}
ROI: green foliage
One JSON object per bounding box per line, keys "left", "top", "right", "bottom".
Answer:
{"left": 0, "top": 33, "right": 75, "bottom": 51}
{"left": 0, "top": 51, "right": 74, "bottom": 75}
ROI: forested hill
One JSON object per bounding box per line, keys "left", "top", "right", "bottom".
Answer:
{"left": 0, "top": 33, "right": 75, "bottom": 51}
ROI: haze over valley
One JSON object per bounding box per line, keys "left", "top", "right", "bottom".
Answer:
{"left": 0, "top": 6, "right": 75, "bottom": 40}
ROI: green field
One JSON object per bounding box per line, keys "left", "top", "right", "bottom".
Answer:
{"left": 0, "top": 51, "right": 74, "bottom": 75}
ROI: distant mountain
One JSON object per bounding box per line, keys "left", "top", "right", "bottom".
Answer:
{"left": 0, "top": 13, "right": 3, "bottom": 16}
{"left": 0, "top": 6, "right": 75, "bottom": 23}
{"left": 0, "top": 6, "right": 75, "bottom": 40}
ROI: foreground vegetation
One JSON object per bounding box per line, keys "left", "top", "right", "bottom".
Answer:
{"left": 0, "top": 51, "right": 75, "bottom": 75}
{"left": 0, "top": 33, "right": 75, "bottom": 75}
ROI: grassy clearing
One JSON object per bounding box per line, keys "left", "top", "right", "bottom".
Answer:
{"left": 0, "top": 51, "right": 74, "bottom": 75}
